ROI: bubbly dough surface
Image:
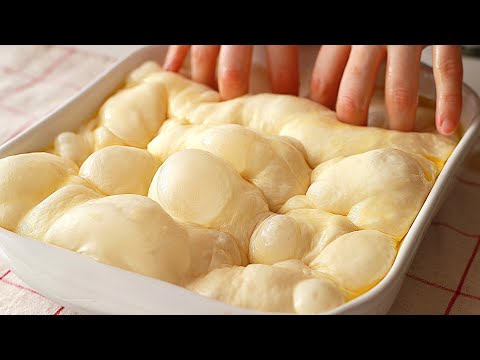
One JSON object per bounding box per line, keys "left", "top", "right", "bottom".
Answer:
{"left": 0, "top": 61, "right": 458, "bottom": 314}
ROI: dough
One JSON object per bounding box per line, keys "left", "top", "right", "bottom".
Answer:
{"left": 187, "top": 264, "right": 345, "bottom": 314}
{"left": 310, "top": 230, "right": 397, "bottom": 297}
{"left": 148, "top": 120, "right": 311, "bottom": 210}
{"left": 97, "top": 80, "right": 168, "bottom": 148}
{"left": 43, "top": 194, "right": 191, "bottom": 285}
{"left": 0, "top": 62, "right": 458, "bottom": 314}
{"left": 306, "top": 148, "right": 438, "bottom": 239}
{"left": 148, "top": 149, "right": 270, "bottom": 261}
{"left": 53, "top": 131, "right": 92, "bottom": 166}
{"left": 20, "top": 184, "right": 242, "bottom": 284}
{"left": 17, "top": 184, "right": 103, "bottom": 240}
{"left": 249, "top": 209, "right": 358, "bottom": 265}
{"left": 79, "top": 146, "right": 158, "bottom": 196}
{"left": 293, "top": 278, "right": 346, "bottom": 315}
{"left": 0, "top": 153, "right": 80, "bottom": 231}
{"left": 175, "top": 91, "right": 456, "bottom": 167}
{"left": 127, "top": 62, "right": 220, "bottom": 118}
{"left": 183, "top": 224, "right": 243, "bottom": 279}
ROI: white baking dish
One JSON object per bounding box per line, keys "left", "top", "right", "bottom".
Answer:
{"left": 0, "top": 45, "right": 479, "bottom": 315}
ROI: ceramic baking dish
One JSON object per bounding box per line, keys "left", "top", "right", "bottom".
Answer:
{"left": 0, "top": 45, "right": 479, "bottom": 315}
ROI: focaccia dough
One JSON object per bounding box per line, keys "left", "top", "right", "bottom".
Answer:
{"left": 53, "top": 131, "right": 92, "bottom": 166}
{"left": 17, "top": 184, "right": 103, "bottom": 240}
{"left": 310, "top": 230, "right": 397, "bottom": 297}
{"left": 0, "top": 153, "right": 81, "bottom": 231}
{"left": 249, "top": 209, "right": 357, "bottom": 265}
{"left": 148, "top": 120, "right": 311, "bottom": 210}
{"left": 79, "top": 146, "right": 158, "bottom": 196}
{"left": 43, "top": 194, "right": 191, "bottom": 285}
{"left": 148, "top": 149, "right": 270, "bottom": 261}
{"left": 187, "top": 263, "right": 345, "bottom": 314}
{"left": 126, "top": 62, "right": 220, "bottom": 118}
{"left": 183, "top": 224, "right": 243, "bottom": 279}
{"left": 97, "top": 81, "right": 168, "bottom": 149}
{"left": 167, "top": 92, "right": 455, "bottom": 167}
{"left": 0, "top": 61, "right": 459, "bottom": 314}
{"left": 306, "top": 148, "right": 438, "bottom": 239}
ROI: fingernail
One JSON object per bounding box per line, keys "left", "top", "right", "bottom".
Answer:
{"left": 439, "top": 116, "right": 457, "bottom": 135}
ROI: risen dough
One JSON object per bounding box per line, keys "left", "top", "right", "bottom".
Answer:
{"left": 183, "top": 224, "right": 243, "bottom": 279}
{"left": 0, "top": 62, "right": 458, "bottom": 314}
{"left": 126, "top": 62, "right": 220, "bottom": 118}
{"left": 306, "top": 148, "right": 438, "bottom": 239}
{"left": 17, "top": 184, "right": 103, "bottom": 240}
{"left": 79, "top": 146, "right": 158, "bottom": 196}
{"left": 0, "top": 153, "right": 80, "bottom": 231}
{"left": 187, "top": 264, "right": 345, "bottom": 314}
{"left": 148, "top": 149, "right": 270, "bottom": 261}
{"left": 250, "top": 209, "right": 357, "bottom": 265}
{"left": 43, "top": 194, "right": 191, "bottom": 285}
{"left": 53, "top": 131, "right": 92, "bottom": 166}
{"left": 19, "top": 183, "right": 242, "bottom": 284}
{"left": 148, "top": 120, "right": 311, "bottom": 210}
{"left": 310, "top": 230, "right": 397, "bottom": 297}
{"left": 97, "top": 81, "right": 168, "bottom": 148}
{"left": 293, "top": 278, "right": 346, "bottom": 315}
{"left": 171, "top": 92, "right": 455, "bottom": 167}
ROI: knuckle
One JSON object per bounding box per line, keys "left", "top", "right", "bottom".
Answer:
{"left": 337, "top": 93, "right": 362, "bottom": 117}
{"left": 220, "top": 68, "right": 245, "bottom": 85}
{"left": 311, "top": 77, "right": 330, "bottom": 97}
{"left": 192, "top": 46, "right": 213, "bottom": 63}
{"left": 439, "top": 93, "right": 462, "bottom": 107}
{"left": 355, "top": 44, "right": 386, "bottom": 56}
{"left": 273, "top": 69, "right": 295, "bottom": 84}
{"left": 437, "top": 59, "right": 463, "bottom": 78}
{"left": 310, "top": 78, "right": 335, "bottom": 107}
{"left": 349, "top": 65, "right": 363, "bottom": 78}
{"left": 388, "top": 87, "right": 417, "bottom": 109}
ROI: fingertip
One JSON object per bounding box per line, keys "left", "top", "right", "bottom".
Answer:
{"left": 218, "top": 67, "right": 250, "bottom": 100}
{"left": 163, "top": 45, "right": 191, "bottom": 73}
{"left": 218, "top": 45, "right": 253, "bottom": 100}
{"left": 437, "top": 114, "right": 460, "bottom": 136}
{"left": 336, "top": 94, "right": 367, "bottom": 126}
{"left": 432, "top": 45, "right": 463, "bottom": 137}
{"left": 191, "top": 45, "right": 220, "bottom": 88}
{"left": 310, "top": 76, "right": 336, "bottom": 109}
{"left": 163, "top": 64, "right": 176, "bottom": 72}
{"left": 310, "top": 45, "right": 351, "bottom": 109}
{"left": 387, "top": 116, "right": 416, "bottom": 132}
{"left": 265, "top": 45, "right": 299, "bottom": 96}
{"left": 162, "top": 59, "right": 176, "bottom": 72}
{"left": 335, "top": 45, "right": 385, "bottom": 127}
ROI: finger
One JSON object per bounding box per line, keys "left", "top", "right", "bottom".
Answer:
{"left": 218, "top": 45, "right": 253, "bottom": 100}
{"left": 336, "top": 45, "right": 386, "bottom": 126}
{"left": 310, "top": 45, "right": 351, "bottom": 109}
{"left": 265, "top": 45, "right": 299, "bottom": 95}
{"left": 385, "top": 45, "right": 422, "bottom": 131}
{"left": 432, "top": 45, "right": 463, "bottom": 135}
{"left": 191, "top": 45, "right": 221, "bottom": 88}
{"left": 163, "top": 45, "right": 191, "bottom": 72}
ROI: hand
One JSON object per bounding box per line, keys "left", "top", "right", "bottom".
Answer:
{"left": 310, "top": 45, "right": 463, "bottom": 135}
{"left": 164, "top": 45, "right": 463, "bottom": 136}
{"left": 163, "top": 45, "right": 299, "bottom": 100}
